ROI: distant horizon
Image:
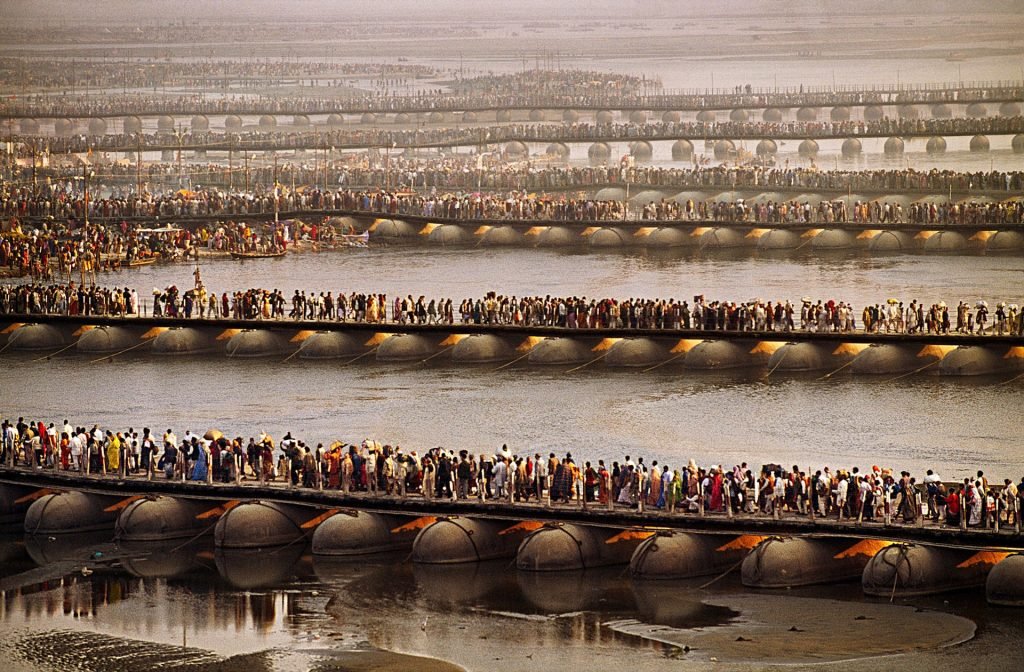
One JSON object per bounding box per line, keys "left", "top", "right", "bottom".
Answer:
{"left": 3, "top": 0, "right": 1021, "bottom": 24}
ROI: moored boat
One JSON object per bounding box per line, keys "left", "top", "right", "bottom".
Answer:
{"left": 229, "top": 250, "right": 287, "bottom": 259}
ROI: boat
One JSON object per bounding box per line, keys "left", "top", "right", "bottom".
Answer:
{"left": 339, "top": 232, "right": 370, "bottom": 248}
{"left": 306, "top": 232, "right": 370, "bottom": 251}
{"left": 128, "top": 257, "right": 158, "bottom": 268}
{"left": 229, "top": 250, "right": 287, "bottom": 260}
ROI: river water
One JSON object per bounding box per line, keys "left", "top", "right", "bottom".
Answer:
{"left": 0, "top": 535, "right": 1015, "bottom": 672}
{"left": 4, "top": 247, "right": 1024, "bottom": 480}
{"left": 3, "top": 8, "right": 1024, "bottom": 671}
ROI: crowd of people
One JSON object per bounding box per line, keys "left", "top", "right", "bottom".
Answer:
{"left": 2, "top": 76, "right": 1017, "bottom": 118}
{"left": 0, "top": 57, "right": 440, "bottom": 96}
{"left": 6, "top": 157, "right": 1022, "bottom": 211}
{"left": 2, "top": 282, "right": 1021, "bottom": 337}
{"left": 2, "top": 175, "right": 1021, "bottom": 232}
{"left": 0, "top": 223, "right": 204, "bottom": 281}
{"left": 0, "top": 283, "right": 139, "bottom": 317}
{"left": 16, "top": 115, "right": 1024, "bottom": 156}
{"left": 2, "top": 416, "right": 1021, "bottom": 530}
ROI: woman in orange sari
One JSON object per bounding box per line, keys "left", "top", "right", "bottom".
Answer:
{"left": 326, "top": 444, "right": 341, "bottom": 489}
{"left": 60, "top": 432, "right": 71, "bottom": 470}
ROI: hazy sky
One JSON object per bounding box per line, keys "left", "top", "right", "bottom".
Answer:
{"left": 3, "top": 0, "right": 1018, "bottom": 23}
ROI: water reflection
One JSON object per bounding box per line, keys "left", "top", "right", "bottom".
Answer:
{"left": 314, "top": 553, "right": 737, "bottom": 635}
{"left": 214, "top": 545, "right": 311, "bottom": 590}
{"left": 413, "top": 561, "right": 521, "bottom": 609}
{"left": 22, "top": 531, "right": 116, "bottom": 567}
{"left": 0, "top": 535, "right": 31, "bottom": 576}
{"left": 516, "top": 567, "right": 634, "bottom": 614}
{"left": 631, "top": 579, "right": 737, "bottom": 628}
{"left": 119, "top": 539, "right": 212, "bottom": 580}
{"left": 0, "top": 529, "right": 1014, "bottom": 671}
{"left": 2, "top": 536, "right": 328, "bottom": 656}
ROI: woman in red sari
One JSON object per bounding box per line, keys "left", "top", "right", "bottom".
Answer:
{"left": 710, "top": 468, "right": 724, "bottom": 511}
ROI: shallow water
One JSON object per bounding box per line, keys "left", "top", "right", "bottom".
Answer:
{"left": 0, "top": 533, "right": 1018, "bottom": 672}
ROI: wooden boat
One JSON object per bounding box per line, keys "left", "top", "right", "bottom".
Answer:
{"left": 128, "top": 257, "right": 158, "bottom": 268}
{"left": 338, "top": 232, "right": 370, "bottom": 248}
{"left": 230, "top": 250, "right": 287, "bottom": 260}
{"left": 306, "top": 233, "right": 370, "bottom": 252}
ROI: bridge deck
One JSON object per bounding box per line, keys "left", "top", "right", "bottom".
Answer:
{"left": 20, "top": 207, "right": 1018, "bottom": 231}
{"left": 3, "top": 313, "right": 1022, "bottom": 348}
{"left": 30, "top": 123, "right": 1024, "bottom": 154}
{"left": 1, "top": 468, "right": 1019, "bottom": 549}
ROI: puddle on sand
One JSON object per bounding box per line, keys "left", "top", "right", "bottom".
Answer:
{"left": 606, "top": 593, "right": 976, "bottom": 665}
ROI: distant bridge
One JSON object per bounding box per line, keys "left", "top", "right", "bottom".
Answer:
{"left": 2, "top": 82, "right": 1022, "bottom": 120}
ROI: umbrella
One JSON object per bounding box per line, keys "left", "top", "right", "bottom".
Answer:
{"left": 204, "top": 429, "right": 223, "bottom": 441}
{"left": 887, "top": 298, "right": 899, "bottom": 305}
{"left": 976, "top": 301, "right": 987, "bottom": 309}
{"left": 801, "top": 296, "right": 812, "bottom": 303}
